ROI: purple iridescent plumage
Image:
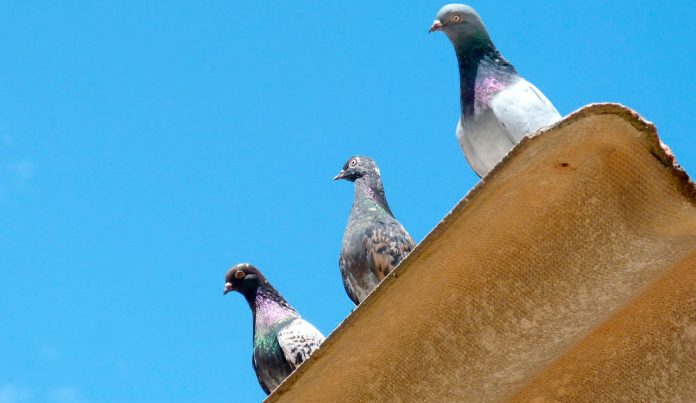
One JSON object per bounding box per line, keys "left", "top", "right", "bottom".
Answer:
{"left": 335, "top": 156, "right": 415, "bottom": 305}
{"left": 224, "top": 264, "right": 325, "bottom": 395}
{"left": 431, "top": 4, "right": 561, "bottom": 177}
{"left": 474, "top": 75, "right": 511, "bottom": 113}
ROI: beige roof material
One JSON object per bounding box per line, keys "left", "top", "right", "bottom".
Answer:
{"left": 268, "top": 104, "right": 696, "bottom": 402}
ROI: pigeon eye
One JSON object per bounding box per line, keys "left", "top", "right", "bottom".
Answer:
{"left": 451, "top": 14, "right": 462, "bottom": 23}
{"left": 349, "top": 159, "right": 358, "bottom": 167}
{"left": 235, "top": 271, "right": 245, "bottom": 280}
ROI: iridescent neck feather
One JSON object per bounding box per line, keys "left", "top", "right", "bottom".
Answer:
{"left": 245, "top": 284, "right": 297, "bottom": 336}
{"left": 453, "top": 33, "right": 518, "bottom": 117}
{"left": 354, "top": 175, "right": 393, "bottom": 216}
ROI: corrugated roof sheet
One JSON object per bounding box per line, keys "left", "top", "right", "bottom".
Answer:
{"left": 267, "top": 104, "right": 696, "bottom": 402}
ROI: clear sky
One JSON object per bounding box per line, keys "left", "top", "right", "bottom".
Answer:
{"left": 1, "top": 1, "right": 694, "bottom": 402}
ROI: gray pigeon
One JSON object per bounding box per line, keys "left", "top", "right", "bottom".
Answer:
{"left": 334, "top": 156, "right": 416, "bottom": 305}
{"left": 430, "top": 4, "right": 561, "bottom": 177}
{"left": 224, "top": 263, "right": 325, "bottom": 395}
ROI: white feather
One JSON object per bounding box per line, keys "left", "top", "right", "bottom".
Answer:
{"left": 277, "top": 318, "right": 325, "bottom": 369}
{"left": 457, "top": 78, "right": 561, "bottom": 177}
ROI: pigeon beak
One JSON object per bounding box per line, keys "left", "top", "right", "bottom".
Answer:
{"left": 333, "top": 170, "right": 347, "bottom": 181}
{"left": 429, "top": 20, "right": 443, "bottom": 33}
{"left": 223, "top": 282, "right": 233, "bottom": 295}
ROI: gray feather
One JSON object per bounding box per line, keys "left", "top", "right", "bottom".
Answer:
{"left": 336, "top": 156, "right": 416, "bottom": 305}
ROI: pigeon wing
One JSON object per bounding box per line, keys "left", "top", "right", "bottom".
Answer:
{"left": 277, "top": 318, "right": 325, "bottom": 370}
{"left": 362, "top": 219, "right": 416, "bottom": 281}
{"left": 489, "top": 78, "right": 561, "bottom": 143}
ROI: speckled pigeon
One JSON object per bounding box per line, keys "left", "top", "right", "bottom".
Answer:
{"left": 430, "top": 4, "right": 561, "bottom": 177}
{"left": 334, "top": 156, "right": 416, "bottom": 305}
{"left": 224, "top": 263, "right": 325, "bottom": 395}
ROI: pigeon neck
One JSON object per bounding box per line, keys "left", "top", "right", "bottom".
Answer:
{"left": 246, "top": 284, "right": 297, "bottom": 334}
{"left": 354, "top": 176, "right": 393, "bottom": 216}
{"left": 453, "top": 35, "right": 518, "bottom": 117}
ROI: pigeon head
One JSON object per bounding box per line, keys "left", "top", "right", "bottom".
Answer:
{"left": 224, "top": 263, "right": 268, "bottom": 297}
{"left": 429, "top": 4, "right": 490, "bottom": 45}
{"left": 333, "top": 156, "right": 381, "bottom": 183}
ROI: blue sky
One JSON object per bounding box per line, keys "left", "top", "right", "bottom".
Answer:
{"left": 1, "top": 1, "right": 694, "bottom": 402}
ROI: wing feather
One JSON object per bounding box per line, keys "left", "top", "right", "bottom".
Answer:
{"left": 362, "top": 220, "right": 416, "bottom": 281}
{"left": 277, "top": 318, "right": 325, "bottom": 370}
{"left": 489, "top": 79, "right": 561, "bottom": 143}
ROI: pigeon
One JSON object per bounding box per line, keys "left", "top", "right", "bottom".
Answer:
{"left": 430, "top": 4, "right": 561, "bottom": 177}
{"left": 224, "top": 263, "right": 325, "bottom": 395}
{"left": 334, "top": 156, "right": 416, "bottom": 305}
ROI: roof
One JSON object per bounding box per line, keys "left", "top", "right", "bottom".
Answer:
{"left": 267, "top": 104, "right": 696, "bottom": 402}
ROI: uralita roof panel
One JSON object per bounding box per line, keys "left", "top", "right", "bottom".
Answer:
{"left": 267, "top": 104, "right": 696, "bottom": 402}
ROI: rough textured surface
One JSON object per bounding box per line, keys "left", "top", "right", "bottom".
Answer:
{"left": 267, "top": 104, "right": 696, "bottom": 402}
